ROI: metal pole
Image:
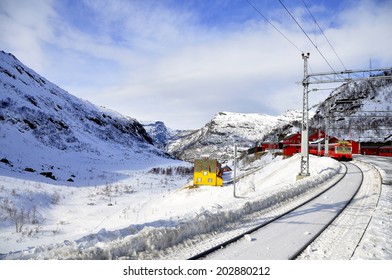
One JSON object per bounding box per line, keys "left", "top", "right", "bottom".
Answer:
{"left": 298, "top": 52, "right": 310, "bottom": 179}
{"left": 233, "top": 144, "right": 237, "bottom": 197}
{"left": 317, "top": 129, "right": 321, "bottom": 156}
{"left": 325, "top": 112, "right": 329, "bottom": 157}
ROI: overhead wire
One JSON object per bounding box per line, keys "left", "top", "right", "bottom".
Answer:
{"left": 277, "top": 0, "right": 339, "bottom": 75}
{"left": 301, "top": 0, "right": 347, "bottom": 71}
{"left": 245, "top": 0, "right": 303, "bottom": 53}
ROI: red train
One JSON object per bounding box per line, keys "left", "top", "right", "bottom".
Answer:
{"left": 309, "top": 141, "right": 353, "bottom": 161}
{"left": 379, "top": 146, "right": 392, "bottom": 156}
{"left": 361, "top": 145, "right": 392, "bottom": 156}
{"left": 363, "top": 145, "right": 392, "bottom": 157}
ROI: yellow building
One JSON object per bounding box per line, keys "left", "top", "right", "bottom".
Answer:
{"left": 193, "top": 158, "right": 223, "bottom": 187}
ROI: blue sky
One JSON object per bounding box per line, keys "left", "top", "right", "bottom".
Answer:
{"left": 1, "top": 0, "right": 391, "bottom": 129}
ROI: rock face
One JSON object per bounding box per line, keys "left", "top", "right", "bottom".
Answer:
{"left": 142, "top": 121, "right": 175, "bottom": 149}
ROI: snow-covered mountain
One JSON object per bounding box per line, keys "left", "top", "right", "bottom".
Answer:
{"left": 0, "top": 51, "right": 168, "bottom": 184}
{"left": 311, "top": 76, "right": 392, "bottom": 142}
{"left": 142, "top": 121, "right": 177, "bottom": 149}
{"left": 165, "top": 111, "right": 303, "bottom": 161}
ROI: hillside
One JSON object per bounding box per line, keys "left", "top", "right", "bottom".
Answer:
{"left": 0, "top": 51, "right": 169, "bottom": 185}
{"left": 311, "top": 76, "right": 392, "bottom": 142}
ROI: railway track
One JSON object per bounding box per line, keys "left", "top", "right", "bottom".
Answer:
{"left": 189, "top": 162, "right": 364, "bottom": 260}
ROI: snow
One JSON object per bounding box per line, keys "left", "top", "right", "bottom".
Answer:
{"left": 0, "top": 150, "right": 364, "bottom": 260}
{"left": 2, "top": 152, "right": 390, "bottom": 260}
{"left": 350, "top": 156, "right": 392, "bottom": 259}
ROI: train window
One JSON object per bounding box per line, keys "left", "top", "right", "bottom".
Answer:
{"left": 336, "top": 146, "right": 351, "bottom": 153}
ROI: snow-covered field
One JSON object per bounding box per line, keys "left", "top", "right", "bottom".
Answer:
{"left": 0, "top": 152, "right": 346, "bottom": 259}
{"left": 0, "top": 156, "right": 191, "bottom": 256}
{"left": 1, "top": 151, "right": 391, "bottom": 260}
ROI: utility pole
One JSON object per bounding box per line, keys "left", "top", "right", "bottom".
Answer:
{"left": 325, "top": 111, "right": 329, "bottom": 157}
{"left": 298, "top": 52, "right": 310, "bottom": 179}
{"left": 317, "top": 129, "right": 321, "bottom": 156}
{"left": 233, "top": 144, "right": 237, "bottom": 198}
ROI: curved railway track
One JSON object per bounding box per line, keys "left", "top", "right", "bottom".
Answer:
{"left": 189, "top": 162, "right": 364, "bottom": 260}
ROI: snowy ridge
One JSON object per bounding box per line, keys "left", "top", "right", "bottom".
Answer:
{"left": 0, "top": 154, "right": 341, "bottom": 259}
{"left": 207, "top": 111, "right": 278, "bottom": 142}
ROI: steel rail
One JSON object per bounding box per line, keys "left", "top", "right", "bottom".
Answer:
{"left": 289, "top": 162, "right": 363, "bottom": 259}
{"left": 188, "top": 162, "right": 365, "bottom": 260}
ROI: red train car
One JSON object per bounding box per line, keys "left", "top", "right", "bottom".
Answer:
{"left": 361, "top": 144, "right": 392, "bottom": 156}
{"left": 361, "top": 146, "right": 379, "bottom": 155}
{"left": 378, "top": 146, "right": 392, "bottom": 157}
{"left": 309, "top": 141, "right": 352, "bottom": 161}
{"left": 329, "top": 141, "right": 352, "bottom": 161}
{"left": 309, "top": 143, "right": 324, "bottom": 157}
{"left": 247, "top": 142, "right": 279, "bottom": 155}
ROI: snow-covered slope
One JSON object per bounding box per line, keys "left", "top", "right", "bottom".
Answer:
{"left": 0, "top": 51, "right": 169, "bottom": 185}
{"left": 311, "top": 76, "right": 392, "bottom": 142}
{"left": 260, "top": 109, "right": 305, "bottom": 142}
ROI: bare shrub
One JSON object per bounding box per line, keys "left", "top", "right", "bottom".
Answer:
{"left": 104, "top": 184, "right": 111, "bottom": 197}
{"left": 1, "top": 198, "right": 41, "bottom": 233}
{"left": 123, "top": 184, "right": 134, "bottom": 194}
{"left": 10, "top": 207, "right": 25, "bottom": 233}
{"left": 28, "top": 205, "right": 39, "bottom": 224}
{"left": 51, "top": 191, "right": 60, "bottom": 204}
{"left": 148, "top": 166, "right": 193, "bottom": 176}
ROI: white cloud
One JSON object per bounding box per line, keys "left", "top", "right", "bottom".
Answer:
{"left": 1, "top": 0, "right": 391, "bottom": 129}
{"left": 0, "top": 0, "right": 57, "bottom": 72}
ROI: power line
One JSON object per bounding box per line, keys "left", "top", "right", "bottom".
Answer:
{"left": 278, "top": 0, "right": 338, "bottom": 74}
{"left": 301, "top": 0, "right": 347, "bottom": 71}
{"left": 245, "top": 0, "right": 303, "bottom": 53}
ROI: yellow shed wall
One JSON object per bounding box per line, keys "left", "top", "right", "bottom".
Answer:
{"left": 193, "top": 171, "right": 223, "bottom": 186}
